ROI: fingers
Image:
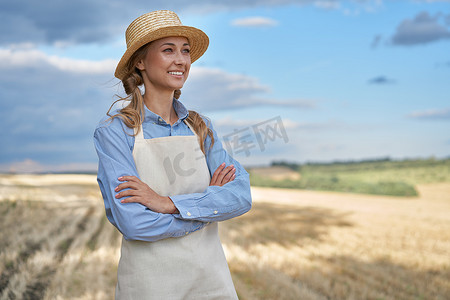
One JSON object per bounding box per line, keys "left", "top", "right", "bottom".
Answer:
{"left": 119, "top": 196, "right": 143, "bottom": 205}
{"left": 118, "top": 176, "right": 140, "bottom": 183}
{"left": 216, "top": 164, "right": 234, "bottom": 184}
{"left": 115, "top": 181, "right": 139, "bottom": 192}
{"left": 210, "top": 163, "right": 225, "bottom": 185}
{"left": 210, "top": 163, "right": 236, "bottom": 186}
{"left": 223, "top": 169, "right": 236, "bottom": 185}
{"left": 115, "top": 188, "right": 138, "bottom": 199}
{"left": 222, "top": 167, "right": 236, "bottom": 184}
{"left": 115, "top": 176, "right": 142, "bottom": 197}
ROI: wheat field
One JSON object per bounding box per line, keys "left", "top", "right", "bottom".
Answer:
{"left": 0, "top": 174, "right": 449, "bottom": 299}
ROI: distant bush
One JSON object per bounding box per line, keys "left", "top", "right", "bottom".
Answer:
{"left": 270, "top": 161, "right": 300, "bottom": 171}
{"left": 249, "top": 174, "right": 418, "bottom": 197}
{"left": 249, "top": 157, "right": 450, "bottom": 196}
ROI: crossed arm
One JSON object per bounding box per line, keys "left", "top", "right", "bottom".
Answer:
{"left": 114, "top": 162, "right": 237, "bottom": 214}
{"left": 94, "top": 119, "right": 251, "bottom": 241}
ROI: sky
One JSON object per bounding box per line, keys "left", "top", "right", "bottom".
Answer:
{"left": 0, "top": 0, "right": 449, "bottom": 173}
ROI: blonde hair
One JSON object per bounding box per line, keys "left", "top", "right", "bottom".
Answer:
{"left": 107, "top": 42, "right": 214, "bottom": 154}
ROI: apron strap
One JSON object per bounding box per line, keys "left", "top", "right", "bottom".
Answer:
{"left": 135, "top": 123, "right": 145, "bottom": 140}
{"left": 183, "top": 119, "right": 197, "bottom": 137}
{"left": 183, "top": 119, "right": 206, "bottom": 152}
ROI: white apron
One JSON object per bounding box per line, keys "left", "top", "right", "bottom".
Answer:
{"left": 115, "top": 120, "right": 238, "bottom": 300}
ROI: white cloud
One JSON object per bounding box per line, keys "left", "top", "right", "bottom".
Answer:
{"left": 192, "top": 67, "right": 269, "bottom": 92}
{"left": 47, "top": 56, "right": 117, "bottom": 74}
{"left": 0, "top": 47, "right": 117, "bottom": 74}
{"left": 183, "top": 67, "right": 315, "bottom": 111}
{"left": 231, "top": 17, "right": 278, "bottom": 27}
{"left": 314, "top": 1, "right": 341, "bottom": 10}
{"left": 212, "top": 116, "right": 348, "bottom": 134}
{"left": 315, "top": 0, "right": 383, "bottom": 15}
{"left": 244, "top": 98, "right": 315, "bottom": 108}
{"left": 215, "top": 116, "right": 302, "bottom": 130}
{"left": 408, "top": 108, "right": 450, "bottom": 120}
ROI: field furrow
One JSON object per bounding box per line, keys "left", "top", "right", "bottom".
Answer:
{"left": 1, "top": 203, "right": 95, "bottom": 299}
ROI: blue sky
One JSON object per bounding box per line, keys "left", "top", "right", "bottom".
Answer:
{"left": 0, "top": 0, "right": 449, "bottom": 172}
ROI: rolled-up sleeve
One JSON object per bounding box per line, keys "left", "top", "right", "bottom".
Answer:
{"left": 170, "top": 120, "right": 252, "bottom": 222}
{"left": 94, "top": 118, "right": 206, "bottom": 242}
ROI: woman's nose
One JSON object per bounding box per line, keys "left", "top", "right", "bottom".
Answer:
{"left": 174, "top": 51, "right": 189, "bottom": 65}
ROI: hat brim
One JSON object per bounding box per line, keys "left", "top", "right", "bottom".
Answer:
{"left": 114, "top": 25, "right": 209, "bottom": 80}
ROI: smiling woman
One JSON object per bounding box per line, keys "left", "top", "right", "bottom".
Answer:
{"left": 93, "top": 10, "right": 252, "bottom": 300}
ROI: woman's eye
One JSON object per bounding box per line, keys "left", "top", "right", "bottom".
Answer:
{"left": 183, "top": 48, "right": 191, "bottom": 53}
{"left": 163, "top": 48, "right": 173, "bottom": 52}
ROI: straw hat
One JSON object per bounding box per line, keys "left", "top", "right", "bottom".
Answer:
{"left": 115, "top": 10, "right": 209, "bottom": 80}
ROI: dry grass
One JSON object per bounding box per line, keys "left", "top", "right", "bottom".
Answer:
{"left": 221, "top": 184, "right": 450, "bottom": 300}
{"left": 0, "top": 174, "right": 121, "bottom": 300}
{"left": 1, "top": 174, "right": 449, "bottom": 299}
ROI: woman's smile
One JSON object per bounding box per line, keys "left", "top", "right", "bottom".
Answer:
{"left": 168, "top": 71, "right": 184, "bottom": 76}
{"left": 168, "top": 70, "right": 185, "bottom": 79}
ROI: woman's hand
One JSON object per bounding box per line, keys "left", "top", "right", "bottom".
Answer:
{"left": 115, "top": 176, "right": 178, "bottom": 214}
{"left": 210, "top": 163, "right": 236, "bottom": 186}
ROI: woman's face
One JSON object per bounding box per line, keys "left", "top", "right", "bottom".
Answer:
{"left": 136, "top": 36, "right": 191, "bottom": 93}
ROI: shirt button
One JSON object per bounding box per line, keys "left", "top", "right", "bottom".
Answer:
{"left": 187, "top": 212, "right": 192, "bottom": 217}
{"left": 158, "top": 117, "right": 163, "bottom": 122}
{"left": 213, "top": 210, "right": 218, "bottom": 214}
{"left": 185, "top": 232, "right": 189, "bottom": 235}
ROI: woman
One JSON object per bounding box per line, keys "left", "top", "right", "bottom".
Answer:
{"left": 94, "top": 10, "right": 252, "bottom": 299}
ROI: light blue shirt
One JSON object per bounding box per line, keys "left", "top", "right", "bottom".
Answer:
{"left": 93, "top": 99, "right": 252, "bottom": 242}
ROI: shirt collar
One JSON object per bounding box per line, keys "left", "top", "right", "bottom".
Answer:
{"left": 143, "top": 98, "right": 189, "bottom": 125}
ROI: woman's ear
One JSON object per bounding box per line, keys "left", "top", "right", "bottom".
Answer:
{"left": 136, "top": 60, "right": 145, "bottom": 71}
